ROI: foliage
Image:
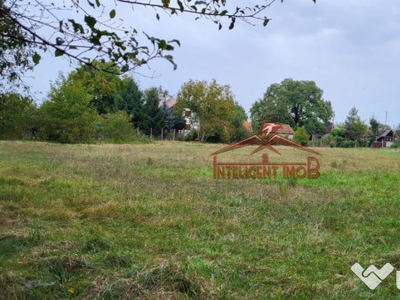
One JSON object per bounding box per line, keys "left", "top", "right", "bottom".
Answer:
{"left": 344, "top": 107, "right": 368, "bottom": 147}
{"left": 100, "top": 111, "right": 135, "bottom": 143}
{"left": 293, "top": 125, "right": 310, "bottom": 146}
{"left": 139, "top": 88, "right": 165, "bottom": 136}
{"left": 330, "top": 124, "right": 346, "bottom": 147}
{"left": 394, "top": 123, "right": 400, "bottom": 141}
{"left": 390, "top": 141, "right": 400, "bottom": 148}
{"left": 341, "top": 139, "right": 356, "bottom": 148}
{"left": 369, "top": 117, "right": 380, "bottom": 145}
{"left": 175, "top": 79, "right": 236, "bottom": 143}
{"left": 0, "top": 2, "right": 36, "bottom": 92}
{"left": 250, "top": 78, "right": 334, "bottom": 135}
{"left": 0, "top": 93, "right": 36, "bottom": 139}
{"left": 231, "top": 103, "right": 249, "bottom": 141}
{"left": 117, "top": 77, "right": 144, "bottom": 127}
{"left": 39, "top": 75, "right": 98, "bottom": 143}
{"left": 172, "top": 111, "right": 186, "bottom": 132}
{"left": 161, "top": 101, "right": 175, "bottom": 131}
{"left": 68, "top": 62, "right": 124, "bottom": 114}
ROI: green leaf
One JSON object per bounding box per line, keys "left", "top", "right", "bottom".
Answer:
{"left": 164, "top": 55, "right": 177, "bottom": 70}
{"left": 96, "top": 0, "right": 101, "bottom": 7}
{"left": 229, "top": 17, "right": 235, "bottom": 30}
{"left": 68, "top": 19, "right": 84, "bottom": 34}
{"left": 32, "top": 53, "right": 41, "bottom": 65}
{"left": 55, "top": 49, "right": 65, "bottom": 57}
{"left": 162, "top": 0, "right": 170, "bottom": 7}
{"left": 87, "top": 0, "right": 95, "bottom": 8}
{"left": 158, "top": 40, "right": 168, "bottom": 50}
{"left": 109, "top": 9, "right": 116, "bottom": 19}
{"left": 169, "top": 39, "right": 181, "bottom": 47}
{"left": 84, "top": 15, "right": 97, "bottom": 29}
{"left": 263, "top": 18, "right": 270, "bottom": 27}
{"left": 177, "top": 0, "right": 184, "bottom": 12}
{"left": 69, "top": 45, "right": 77, "bottom": 50}
{"left": 54, "top": 49, "right": 65, "bottom": 57}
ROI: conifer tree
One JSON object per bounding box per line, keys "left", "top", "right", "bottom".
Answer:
{"left": 139, "top": 88, "right": 165, "bottom": 136}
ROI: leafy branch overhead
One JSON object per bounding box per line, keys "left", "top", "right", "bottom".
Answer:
{"left": 0, "top": 0, "right": 316, "bottom": 84}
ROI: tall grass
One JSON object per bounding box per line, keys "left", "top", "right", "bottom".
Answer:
{"left": 0, "top": 141, "right": 399, "bottom": 298}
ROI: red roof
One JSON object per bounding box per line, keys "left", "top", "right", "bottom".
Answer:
{"left": 243, "top": 121, "right": 252, "bottom": 132}
{"left": 276, "top": 124, "right": 295, "bottom": 135}
{"left": 159, "top": 97, "right": 177, "bottom": 108}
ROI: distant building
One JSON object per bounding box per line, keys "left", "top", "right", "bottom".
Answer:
{"left": 159, "top": 97, "right": 177, "bottom": 109}
{"left": 243, "top": 121, "right": 252, "bottom": 132}
{"left": 311, "top": 122, "right": 334, "bottom": 141}
{"left": 372, "top": 129, "right": 394, "bottom": 148}
{"left": 276, "top": 124, "right": 295, "bottom": 139}
{"left": 159, "top": 97, "right": 199, "bottom": 133}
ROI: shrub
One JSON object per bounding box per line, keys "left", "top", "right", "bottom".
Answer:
{"left": 390, "top": 142, "right": 400, "bottom": 149}
{"left": 293, "top": 126, "right": 310, "bottom": 146}
{"left": 341, "top": 140, "right": 355, "bottom": 148}
{"left": 101, "top": 111, "right": 134, "bottom": 143}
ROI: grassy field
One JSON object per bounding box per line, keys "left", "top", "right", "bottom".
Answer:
{"left": 1, "top": 140, "right": 400, "bottom": 299}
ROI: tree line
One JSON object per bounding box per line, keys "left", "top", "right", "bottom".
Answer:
{"left": 0, "top": 61, "right": 248, "bottom": 143}
{"left": 1, "top": 65, "right": 399, "bottom": 146}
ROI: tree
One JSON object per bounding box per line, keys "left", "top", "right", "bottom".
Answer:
{"left": 344, "top": 107, "right": 368, "bottom": 147}
{"left": 161, "top": 101, "right": 175, "bottom": 131}
{"left": 101, "top": 111, "right": 135, "bottom": 143}
{"left": 68, "top": 61, "right": 123, "bottom": 114}
{"left": 0, "top": 93, "right": 36, "bottom": 139}
{"left": 175, "top": 79, "right": 236, "bottom": 143}
{"left": 117, "top": 77, "right": 144, "bottom": 127}
{"left": 231, "top": 103, "right": 249, "bottom": 141}
{"left": 330, "top": 124, "right": 346, "bottom": 147}
{"left": 395, "top": 124, "right": 400, "bottom": 141}
{"left": 293, "top": 126, "right": 310, "bottom": 146}
{"left": 0, "top": 2, "right": 36, "bottom": 92}
{"left": 0, "top": 1, "right": 316, "bottom": 87}
{"left": 369, "top": 117, "right": 380, "bottom": 145}
{"left": 39, "top": 74, "right": 98, "bottom": 143}
{"left": 139, "top": 88, "right": 165, "bottom": 136}
{"left": 250, "top": 78, "right": 334, "bottom": 135}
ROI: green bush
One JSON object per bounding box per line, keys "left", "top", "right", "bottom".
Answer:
{"left": 98, "top": 111, "right": 150, "bottom": 144}
{"left": 293, "top": 126, "right": 310, "bottom": 146}
{"left": 101, "top": 111, "right": 133, "bottom": 143}
{"left": 341, "top": 140, "right": 355, "bottom": 148}
{"left": 39, "top": 76, "right": 98, "bottom": 143}
{"left": 390, "top": 142, "right": 400, "bottom": 149}
{"left": 184, "top": 129, "right": 198, "bottom": 141}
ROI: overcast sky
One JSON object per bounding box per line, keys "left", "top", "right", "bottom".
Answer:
{"left": 25, "top": 1, "right": 400, "bottom": 127}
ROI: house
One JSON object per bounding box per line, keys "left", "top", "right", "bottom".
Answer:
{"left": 243, "top": 121, "right": 252, "bottom": 132}
{"left": 311, "top": 122, "right": 334, "bottom": 141}
{"left": 182, "top": 108, "right": 199, "bottom": 131}
{"left": 372, "top": 129, "right": 394, "bottom": 148}
{"left": 276, "top": 124, "right": 295, "bottom": 139}
{"left": 159, "top": 97, "right": 199, "bottom": 132}
{"left": 159, "top": 97, "right": 177, "bottom": 109}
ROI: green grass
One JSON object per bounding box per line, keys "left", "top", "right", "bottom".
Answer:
{"left": 1, "top": 141, "right": 400, "bottom": 299}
